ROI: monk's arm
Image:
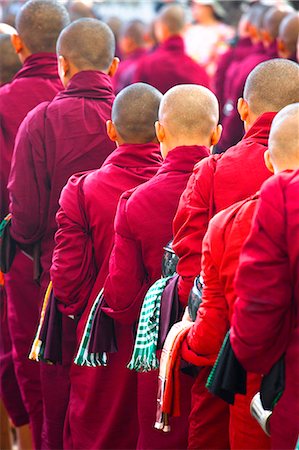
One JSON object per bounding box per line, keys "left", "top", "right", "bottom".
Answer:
{"left": 231, "top": 179, "right": 292, "bottom": 375}
{"left": 181, "top": 232, "right": 229, "bottom": 366}
{"left": 103, "top": 194, "right": 149, "bottom": 325}
{"left": 50, "top": 176, "right": 97, "bottom": 317}
{"left": 172, "top": 157, "right": 216, "bottom": 305}
{"left": 8, "top": 111, "right": 49, "bottom": 244}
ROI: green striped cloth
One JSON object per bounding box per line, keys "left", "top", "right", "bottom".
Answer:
{"left": 127, "top": 276, "right": 172, "bottom": 372}
{"left": 74, "top": 289, "right": 107, "bottom": 367}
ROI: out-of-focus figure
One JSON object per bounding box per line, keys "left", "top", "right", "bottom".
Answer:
{"left": 184, "top": 0, "right": 235, "bottom": 77}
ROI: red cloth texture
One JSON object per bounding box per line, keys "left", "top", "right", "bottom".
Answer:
{"left": 173, "top": 112, "right": 275, "bottom": 305}
{"left": 112, "top": 48, "right": 147, "bottom": 94}
{"left": 231, "top": 170, "right": 299, "bottom": 449}
{"left": 50, "top": 142, "right": 161, "bottom": 449}
{"left": 134, "top": 35, "right": 210, "bottom": 93}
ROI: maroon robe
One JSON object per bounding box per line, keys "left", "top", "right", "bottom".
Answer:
{"left": 133, "top": 35, "right": 210, "bottom": 94}
{"left": 112, "top": 47, "right": 147, "bottom": 94}
{"left": 50, "top": 143, "right": 162, "bottom": 449}
{"left": 102, "top": 145, "right": 209, "bottom": 449}
{"left": 8, "top": 70, "right": 115, "bottom": 450}
{"left": 0, "top": 52, "right": 62, "bottom": 448}
{"left": 231, "top": 170, "right": 299, "bottom": 449}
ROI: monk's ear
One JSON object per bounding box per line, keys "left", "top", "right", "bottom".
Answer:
{"left": 107, "top": 57, "right": 120, "bottom": 78}
{"left": 264, "top": 149, "right": 275, "bottom": 173}
{"left": 11, "top": 34, "right": 23, "bottom": 54}
{"left": 211, "top": 124, "right": 222, "bottom": 147}
{"left": 106, "top": 120, "right": 118, "bottom": 142}
{"left": 237, "top": 97, "right": 249, "bottom": 122}
{"left": 57, "top": 55, "right": 70, "bottom": 85}
{"left": 277, "top": 38, "right": 287, "bottom": 58}
{"left": 155, "top": 121, "right": 165, "bottom": 143}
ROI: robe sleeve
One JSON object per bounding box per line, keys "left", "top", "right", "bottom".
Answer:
{"left": 181, "top": 227, "right": 229, "bottom": 366}
{"left": 50, "top": 175, "right": 97, "bottom": 317}
{"left": 172, "top": 155, "right": 219, "bottom": 305}
{"left": 102, "top": 192, "right": 149, "bottom": 325}
{"left": 231, "top": 177, "right": 292, "bottom": 375}
{"left": 8, "top": 105, "right": 50, "bottom": 244}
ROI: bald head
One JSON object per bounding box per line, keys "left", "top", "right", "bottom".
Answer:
{"left": 112, "top": 83, "right": 162, "bottom": 143}
{"left": 248, "top": 3, "right": 270, "bottom": 29}
{"left": 0, "top": 34, "right": 22, "bottom": 84}
{"left": 156, "top": 4, "right": 185, "bottom": 35}
{"left": 279, "top": 13, "right": 299, "bottom": 56}
{"left": 244, "top": 59, "right": 299, "bottom": 117}
{"left": 57, "top": 18, "right": 115, "bottom": 72}
{"left": 16, "top": 0, "right": 70, "bottom": 54}
{"left": 159, "top": 84, "right": 219, "bottom": 139}
{"left": 263, "top": 7, "right": 293, "bottom": 40}
{"left": 121, "top": 20, "right": 146, "bottom": 47}
{"left": 268, "top": 103, "right": 299, "bottom": 170}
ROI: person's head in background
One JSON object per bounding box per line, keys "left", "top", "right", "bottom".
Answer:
{"left": 119, "top": 20, "right": 146, "bottom": 58}
{"left": 106, "top": 82, "right": 162, "bottom": 146}
{"left": 0, "top": 33, "right": 22, "bottom": 85}
{"left": 56, "top": 18, "right": 118, "bottom": 87}
{"left": 154, "top": 4, "right": 185, "bottom": 44}
{"left": 155, "top": 84, "right": 221, "bottom": 158}
{"left": 264, "top": 103, "right": 299, "bottom": 173}
{"left": 247, "top": 2, "right": 272, "bottom": 45}
{"left": 67, "top": 1, "right": 97, "bottom": 22}
{"left": 262, "top": 5, "right": 294, "bottom": 48}
{"left": 238, "top": 58, "right": 299, "bottom": 133}
{"left": 11, "top": 0, "right": 70, "bottom": 64}
{"left": 106, "top": 16, "right": 123, "bottom": 58}
{"left": 277, "top": 12, "right": 299, "bottom": 58}
{"left": 190, "top": 0, "right": 226, "bottom": 25}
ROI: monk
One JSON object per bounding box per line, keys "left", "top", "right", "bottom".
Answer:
{"left": 8, "top": 18, "right": 118, "bottom": 449}
{"left": 262, "top": 6, "right": 294, "bottom": 57}
{"left": 0, "top": 3, "right": 69, "bottom": 448}
{"left": 231, "top": 103, "right": 299, "bottom": 450}
{"left": 102, "top": 85, "right": 221, "bottom": 449}
{"left": 113, "top": 19, "right": 147, "bottom": 94}
{"left": 218, "top": 2, "right": 274, "bottom": 151}
{"left": 50, "top": 83, "right": 162, "bottom": 449}
{"left": 277, "top": 12, "right": 299, "bottom": 59}
{"left": 0, "top": 35, "right": 21, "bottom": 85}
{"left": 133, "top": 4, "right": 210, "bottom": 93}
{"left": 172, "top": 59, "right": 299, "bottom": 449}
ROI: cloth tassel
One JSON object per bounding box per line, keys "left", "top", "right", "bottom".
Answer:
{"left": 74, "top": 288, "right": 107, "bottom": 367}
{"left": 29, "top": 281, "right": 52, "bottom": 362}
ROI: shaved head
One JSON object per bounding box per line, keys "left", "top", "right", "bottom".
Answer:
{"left": 159, "top": 84, "right": 219, "bottom": 139}
{"left": 16, "top": 0, "right": 70, "bottom": 54}
{"left": 112, "top": 83, "right": 162, "bottom": 143}
{"left": 121, "top": 20, "right": 146, "bottom": 47}
{"left": 248, "top": 3, "right": 270, "bottom": 29}
{"left": 0, "top": 34, "right": 22, "bottom": 84}
{"left": 263, "top": 7, "right": 293, "bottom": 40}
{"left": 279, "top": 13, "right": 299, "bottom": 55}
{"left": 244, "top": 59, "right": 299, "bottom": 116}
{"left": 156, "top": 4, "right": 185, "bottom": 35}
{"left": 57, "top": 18, "right": 115, "bottom": 72}
{"left": 268, "top": 103, "right": 299, "bottom": 169}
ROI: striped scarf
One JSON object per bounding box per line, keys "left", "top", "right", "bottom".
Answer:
{"left": 74, "top": 289, "right": 107, "bottom": 367}
{"left": 127, "top": 276, "right": 172, "bottom": 372}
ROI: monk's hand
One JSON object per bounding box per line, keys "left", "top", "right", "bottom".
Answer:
{"left": 182, "top": 306, "right": 192, "bottom": 323}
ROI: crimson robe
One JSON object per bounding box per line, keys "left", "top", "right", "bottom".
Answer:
{"left": 181, "top": 196, "right": 270, "bottom": 449}
{"left": 0, "top": 52, "right": 62, "bottom": 448}
{"left": 231, "top": 170, "right": 299, "bottom": 450}
{"left": 133, "top": 35, "right": 210, "bottom": 94}
{"left": 172, "top": 112, "right": 275, "bottom": 449}
{"left": 50, "top": 143, "right": 161, "bottom": 449}
{"left": 102, "top": 145, "right": 209, "bottom": 449}
{"left": 8, "top": 70, "right": 115, "bottom": 450}
{"left": 112, "top": 47, "right": 147, "bottom": 94}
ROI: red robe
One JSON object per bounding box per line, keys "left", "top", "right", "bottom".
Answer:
{"left": 231, "top": 170, "right": 299, "bottom": 450}
{"left": 103, "top": 145, "right": 209, "bottom": 449}
{"left": 0, "top": 52, "right": 62, "bottom": 448}
{"left": 181, "top": 196, "right": 270, "bottom": 449}
{"left": 8, "top": 70, "right": 115, "bottom": 450}
{"left": 112, "top": 47, "right": 147, "bottom": 94}
{"left": 50, "top": 143, "right": 161, "bottom": 450}
{"left": 172, "top": 112, "right": 275, "bottom": 449}
{"left": 133, "top": 35, "right": 210, "bottom": 94}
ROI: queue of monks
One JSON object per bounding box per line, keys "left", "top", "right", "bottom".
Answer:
{"left": 0, "top": 1, "right": 298, "bottom": 450}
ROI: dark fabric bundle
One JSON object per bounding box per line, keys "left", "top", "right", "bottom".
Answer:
{"left": 260, "top": 355, "right": 285, "bottom": 410}
{"left": 39, "top": 291, "right": 63, "bottom": 364}
{"left": 206, "top": 331, "right": 247, "bottom": 404}
{"left": 0, "top": 214, "right": 16, "bottom": 273}
{"left": 88, "top": 297, "right": 118, "bottom": 354}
